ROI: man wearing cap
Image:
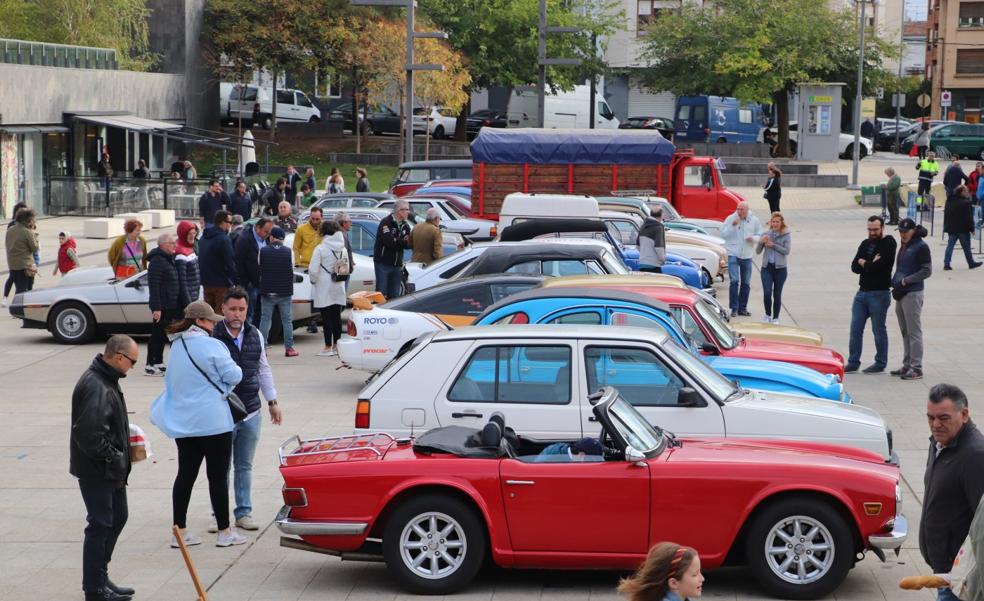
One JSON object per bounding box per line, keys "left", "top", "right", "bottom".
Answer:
{"left": 258, "top": 227, "right": 298, "bottom": 357}
{"left": 891, "top": 218, "right": 932, "bottom": 380}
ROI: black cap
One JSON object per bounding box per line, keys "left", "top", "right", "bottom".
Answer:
{"left": 897, "top": 218, "right": 917, "bottom": 232}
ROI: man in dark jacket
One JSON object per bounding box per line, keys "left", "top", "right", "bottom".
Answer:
{"left": 146, "top": 234, "right": 185, "bottom": 376}
{"left": 229, "top": 181, "right": 252, "bottom": 221}
{"left": 199, "top": 211, "right": 239, "bottom": 311}
{"left": 284, "top": 165, "right": 300, "bottom": 205}
{"left": 943, "top": 157, "right": 969, "bottom": 199}
{"left": 71, "top": 335, "right": 139, "bottom": 601}
{"left": 234, "top": 217, "right": 273, "bottom": 326}
{"left": 637, "top": 208, "right": 667, "bottom": 273}
{"left": 846, "top": 215, "right": 897, "bottom": 375}
{"left": 261, "top": 178, "right": 287, "bottom": 216}
{"left": 891, "top": 218, "right": 932, "bottom": 380}
{"left": 943, "top": 185, "right": 983, "bottom": 271}
{"left": 373, "top": 200, "right": 411, "bottom": 299}
{"left": 198, "top": 179, "right": 230, "bottom": 224}
{"left": 921, "top": 383, "right": 984, "bottom": 601}
{"left": 258, "top": 227, "right": 298, "bottom": 356}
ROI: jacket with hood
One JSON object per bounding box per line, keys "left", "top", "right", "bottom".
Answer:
{"left": 637, "top": 217, "right": 666, "bottom": 268}
{"left": 945, "top": 193, "right": 976, "bottom": 235}
{"left": 147, "top": 247, "right": 185, "bottom": 311}
{"left": 70, "top": 354, "right": 131, "bottom": 485}
{"left": 5, "top": 222, "right": 39, "bottom": 270}
{"left": 309, "top": 232, "right": 349, "bottom": 308}
{"left": 892, "top": 224, "right": 932, "bottom": 293}
{"left": 174, "top": 221, "right": 201, "bottom": 302}
{"left": 56, "top": 233, "right": 79, "bottom": 274}
{"left": 198, "top": 225, "right": 239, "bottom": 287}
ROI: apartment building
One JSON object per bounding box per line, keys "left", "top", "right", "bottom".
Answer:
{"left": 927, "top": 0, "right": 984, "bottom": 122}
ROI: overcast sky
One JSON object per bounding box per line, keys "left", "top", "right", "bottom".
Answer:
{"left": 904, "top": 0, "right": 926, "bottom": 21}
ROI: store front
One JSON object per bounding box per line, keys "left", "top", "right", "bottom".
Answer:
{"left": 0, "top": 125, "right": 69, "bottom": 219}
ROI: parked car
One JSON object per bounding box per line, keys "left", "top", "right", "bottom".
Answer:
{"left": 279, "top": 386, "right": 905, "bottom": 597}
{"left": 312, "top": 208, "right": 464, "bottom": 259}
{"left": 600, "top": 210, "right": 727, "bottom": 280}
{"left": 465, "top": 109, "right": 526, "bottom": 138}
{"left": 924, "top": 122, "right": 984, "bottom": 159}
{"left": 390, "top": 160, "right": 473, "bottom": 197}
{"left": 327, "top": 101, "right": 402, "bottom": 135}
{"left": 638, "top": 196, "right": 725, "bottom": 237}
{"left": 619, "top": 116, "right": 675, "bottom": 139}
{"left": 376, "top": 197, "right": 496, "bottom": 241}
{"left": 298, "top": 193, "right": 395, "bottom": 223}
{"left": 412, "top": 106, "right": 459, "bottom": 138}
{"left": 759, "top": 122, "right": 872, "bottom": 159}
{"left": 227, "top": 84, "right": 321, "bottom": 128}
{"left": 9, "top": 266, "right": 316, "bottom": 344}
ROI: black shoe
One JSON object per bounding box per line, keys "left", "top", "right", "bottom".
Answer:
{"left": 889, "top": 367, "right": 907, "bottom": 376}
{"left": 901, "top": 368, "right": 923, "bottom": 380}
{"left": 730, "top": 309, "right": 737, "bottom": 318}
{"left": 737, "top": 310, "right": 752, "bottom": 317}
{"left": 971, "top": 262, "right": 983, "bottom": 270}
{"left": 861, "top": 364, "right": 885, "bottom": 375}
{"left": 84, "top": 588, "right": 132, "bottom": 601}
{"left": 844, "top": 363, "right": 860, "bottom": 374}
{"left": 944, "top": 265, "right": 953, "bottom": 271}
{"left": 306, "top": 323, "right": 318, "bottom": 333}
{"left": 106, "top": 578, "right": 135, "bottom": 597}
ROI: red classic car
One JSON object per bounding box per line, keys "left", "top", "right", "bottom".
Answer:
{"left": 277, "top": 388, "right": 905, "bottom": 599}
{"left": 602, "top": 285, "right": 846, "bottom": 379}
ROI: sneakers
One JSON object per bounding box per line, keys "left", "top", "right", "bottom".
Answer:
{"left": 170, "top": 530, "right": 202, "bottom": 548}
{"left": 216, "top": 528, "right": 248, "bottom": 547}
{"left": 901, "top": 368, "right": 924, "bottom": 380}
{"left": 144, "top": 365, "right": 163, "bottom": 377}
{"left": 770, "top": 317, "right": 780, "bottom": 324}
{"left": 972, "top": 262, "right": 983, "bottom": 270}
{"left": 730, "top": 309, "right": 737, "bottom": 318}
{"left": 285, "top": 348, "right": 299, "bottom": 357}
{"left": 889, "top": 367, "right": 907, "bottom": 376}
{"left": 236, "top": 515, "right": 260, "bottom": 530}
{"left": 844, "top": 363, "right": 861, "bottom": 374}
{"left": 737, "top": 310, "right": 752, "bottom": 317}
{"left": 306, "top": 323, "right": 319, "bottom": 333}
{"left": 317, "top": 349, "right": 338, "bottom": 357}
{"left": 760, "top": 316, "right": 772, "bottom": 324}
{"left": 861, "top": 364, "right": 885, "bottom": 375}
{"left": 944, "top": 265, "right": 953, "bottom": 271}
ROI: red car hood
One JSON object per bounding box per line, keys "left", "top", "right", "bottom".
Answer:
{"left": 667, "top": 437, "right": 892, "bottom": 471}
{"left": 729, "top": 337, "right": 844, "bottom": 376}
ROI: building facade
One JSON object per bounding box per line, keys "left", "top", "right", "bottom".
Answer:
{"left": 927, "top": 0, "right": 984, "bottom": 122}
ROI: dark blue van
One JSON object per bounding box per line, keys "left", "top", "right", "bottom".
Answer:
{"left": 674, "top": 95, "right": 766, "bottom": 143}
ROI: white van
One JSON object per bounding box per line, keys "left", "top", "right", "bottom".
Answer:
{"left": 498, "top": 193, "right": 600, "bottom": 229}
{"left": 508, "top": 84, "right": 619, "bottom": 130}
{"left": 226, "top": 84, "right": 321, "bottom": 129}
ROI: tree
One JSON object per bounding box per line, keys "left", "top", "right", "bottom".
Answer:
{"left": 0, "top": 0, "right": 156, "bottom": 71}
{"left": 419, "top": 0, "right": 623, "bottom": 139}
{"left": 415, "top": 37, "right": 471, "bottom": 158}
{"left": 638, "top": 0, "right": 898, "bottom": 157}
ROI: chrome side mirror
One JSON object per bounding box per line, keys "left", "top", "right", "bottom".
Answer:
{"left": 625, "top": 447, "right": 646, "bottom": 465}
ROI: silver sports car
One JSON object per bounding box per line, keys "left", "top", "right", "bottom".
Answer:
{"left": 9, "top": 267, "right": 316, "bottom": 344}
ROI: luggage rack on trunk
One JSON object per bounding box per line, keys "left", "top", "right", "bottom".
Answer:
{"left": 278, "top": 433, "right": 396, "bottom": 466}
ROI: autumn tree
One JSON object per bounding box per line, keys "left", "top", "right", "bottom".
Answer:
{"left": 415, "top": 38, "right": 471, "bottom": 158}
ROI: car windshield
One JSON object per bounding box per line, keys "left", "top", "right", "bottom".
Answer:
{"left": 607, "top": 395, "right": 666, "bottom": 455}
{"left": 694, "top": 299, "right": 739, "bottom": 349}
{"left": 660, "top": 338, "right": 737, "bottom": 402}
{"left": 441, "top": 200, "right": 467, "bottom": 218}
{"left": 412, "top": 108, "right": 430, "bottom": 116}
{"left": 601, "top": 249, "right": 630, "bottom": 274}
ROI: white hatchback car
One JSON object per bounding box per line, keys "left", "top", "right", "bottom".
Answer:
{"left": 354, "top": 325, "right": 895, "bottom": 461}
{"left": 412, "top": 106, "right": 458, "bottom": 139}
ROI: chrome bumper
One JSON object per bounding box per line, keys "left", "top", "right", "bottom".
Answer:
{"left": 275, "top": 505, "right": 368, "bottom": 537}
{"left": 868, "top": 513, "right": 908, "bottom": 550}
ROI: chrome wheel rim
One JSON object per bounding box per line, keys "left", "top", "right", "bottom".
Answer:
{"left": 764, "top": 515, "right": 835, "bottom": 585}
{"left": 399, "top": 511, "right": 467, "bottom": 580}
{"left": 56, "top": 309, "right": 87, "bottom": 339}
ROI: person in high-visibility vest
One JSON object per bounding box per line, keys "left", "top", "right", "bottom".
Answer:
{"left": 916, "top": 151, "right": 940, "bottom": 211}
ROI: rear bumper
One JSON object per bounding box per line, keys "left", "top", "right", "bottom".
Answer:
{"left": 868, "top": 513, "right": 907, "bottom": 550}
{"left": 275, "top": 505, "right": 368, "bottom": 537}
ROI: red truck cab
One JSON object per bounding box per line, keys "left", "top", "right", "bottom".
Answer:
{"left": 668, "top": 152, "right": 742, "bottom": 219}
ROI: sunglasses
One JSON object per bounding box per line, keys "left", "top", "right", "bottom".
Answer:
{"left": 117, "top": 352, "right": 138, "bottom": 367}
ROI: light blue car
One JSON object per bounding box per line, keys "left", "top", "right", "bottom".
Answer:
{"left": 475, "top": 288, "right": 850, "bottom": 403}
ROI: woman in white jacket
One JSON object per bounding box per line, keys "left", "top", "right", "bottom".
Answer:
{"left": 309, "top": 221, "right": 349, "bottom": 356}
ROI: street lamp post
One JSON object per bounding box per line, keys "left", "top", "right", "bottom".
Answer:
{"left": 350, "top": 0, "right": 446, "bottom": 162}
{"left": 537, "top": 0, "right": 581, "bottom": 128}
{"left": 850, "top": 0, "right": 868, "bottom": 189}
{"left": 894, "top": 0, "right": 905, "bottom": 153}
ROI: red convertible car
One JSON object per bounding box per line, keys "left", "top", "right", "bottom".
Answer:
{"left": 277, "top": 388, "right": 905, "bottom": 598}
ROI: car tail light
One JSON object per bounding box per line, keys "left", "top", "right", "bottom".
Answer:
{"left": 489, "top": 224, "right": 497, "bottom": 238}
{"left": 347, "top": 320, "right": 357, "bottom": 337}
{"left": 355, "top": 399, "right": 371, "bottom": 429}
{"left": 482, "top": 119, "right": 491, "bottom": 126}
{"left": 509, "top": 312, "right": 529, "bottom": 324}
{"left": 282, "top": 486, "right": 308, "bottom": 507}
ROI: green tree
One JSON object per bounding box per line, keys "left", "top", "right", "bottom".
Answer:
{"left": 639, "top": 0, "right": 898, "bottom": 157}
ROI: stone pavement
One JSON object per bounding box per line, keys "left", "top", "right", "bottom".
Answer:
{"left": 1, "top": 161, "right": 974, "bottom": 599}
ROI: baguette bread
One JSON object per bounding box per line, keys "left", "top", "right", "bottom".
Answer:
{"left": 899, "top": 575, "right": 950, "bottom": 590}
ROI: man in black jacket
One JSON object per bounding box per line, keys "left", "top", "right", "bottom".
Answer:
{"left": 921, "top": 383, "right": 984, "bottom": 601}
{"left": 373, "top": 200, "right": 411, "bottom": 299}
{"left": 146, "top": 234, "right": 185, "bottom": 376}
{"left": 261, "top": 177, "right": 287, "bottom": 216}
{"left": 943, "top": 157, "right": 969, "bottom": 199}
{"left": 284, "top": 165, "right": 300, "bottom": 205}
{"left": 943, "top": 185, "right": 983, "bottom": 271}
{"left": 846, "top": 215, "right": 897, "bottom": 375}
{"left": 198, "top": 179, "right": 230, "bottom": 224}
{"left": 258, "top": 227, "right": 298, "bottom": 356}
{"left": 71, "top": 335, "right": 139, "bottom": 601}
{"left": 234, "top": 217, "right": 273, "bottom": 326}
{"left": 199, "top": 211, "right": 239, "bottom": 311}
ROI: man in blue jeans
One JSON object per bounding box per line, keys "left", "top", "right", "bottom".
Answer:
{"left": 373, "top": 200, "right": 411, "bottom": 299}
{"left": 233, "top": 217, "right": 273, "bottom": 326}
{"left": 846, "top": 215, "right": 897, "bottom": 374}
{"left": 719, "top": 201, "right": 762, "bottom": 317}
{"left": 943, "top": 185, "right": 983, "bottom": 271}
{"left": 211, "top": 287, "right": 282, "bottom": 532}
{"left": 258, "top": 227, "right": 299, "bottom": 357}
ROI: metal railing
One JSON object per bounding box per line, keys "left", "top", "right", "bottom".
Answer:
{"left": 1, "top": 38, "right": 117, "bottom": 70}
{"left": 47, "top": 176, "right": 218, "bottom": 219}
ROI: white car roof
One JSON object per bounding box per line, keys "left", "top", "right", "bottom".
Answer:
{"left": 427, "top": 323, "right": 670, "bottom": 345}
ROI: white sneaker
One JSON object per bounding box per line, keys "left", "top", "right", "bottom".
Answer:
{"left": 771, "top": 317, "right": 780, "bottom": 324}
{"left": 235, "top": 515, "right": 260, "bottom": 530}
{"left": 216, "top": 528, "right": 248, "bottom": 547}
{"left": 317, "top": 349, "right": 338, "bottom": 357}
{"left": 0, "top": 299, "right": 7, "bottom": 308}
{"left": 759, "top": 316, "right": 771, "bottom": 324}
{"left": 170, "top": 530, "right": 202, "bottom": 548}
{"left": 144, "top": 365, "right": 162, "bottom": 377}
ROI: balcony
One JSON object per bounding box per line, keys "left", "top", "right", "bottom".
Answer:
{"left": 1, "top": 38, "right": 117, "bottom": 70}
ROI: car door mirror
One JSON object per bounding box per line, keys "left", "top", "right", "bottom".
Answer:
{"left": 294, "top": 273, "right": 304, "bottom": 284}
{"left": 699, "top": 342, "right": 719, "bottom": 354}
{"left": 625, "top": 447, "right": 646, "bottom": 465}
{"left": 125, "top": 279, "right": 143, "bottom": 290}
{"left": 677, "top": 386, "right": 701, "bottom": 408}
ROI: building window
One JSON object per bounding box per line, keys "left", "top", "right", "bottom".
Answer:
{"left": 637, "top": 0, "right": 680, "bottom": 36}
{"left": 959, "top": 2, "right": 984, "bottom": 27}
{"left": 957, "top": 49, "right": 984, "bottom": 75}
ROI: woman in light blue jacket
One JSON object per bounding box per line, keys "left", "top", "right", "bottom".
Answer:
{"left": 755, "top": 212, "right": 792, "bottom": 324}
{"left": 150, "top": 300, "right": 245, "bottom": 549}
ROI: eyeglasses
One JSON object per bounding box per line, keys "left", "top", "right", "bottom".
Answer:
{"left": 225, "top": 220, "right": 234, "bottom": 225}
{"left": 117, "top": 352, "right": 138, "bottom": 367}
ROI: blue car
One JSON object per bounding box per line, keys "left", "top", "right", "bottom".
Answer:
{"left": 347, "top": 218, "right": 459, "bottom": 262}
{"left": 475, "top": 287, "right": 850, "bottom": 403}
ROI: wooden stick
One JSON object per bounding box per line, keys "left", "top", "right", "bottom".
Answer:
{"left": 171, "top": 525, "right": 209, "bottom": 601}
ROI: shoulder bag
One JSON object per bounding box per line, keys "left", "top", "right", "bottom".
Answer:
{"left": 180, "top": 336, "right": 248, "bottom": 423}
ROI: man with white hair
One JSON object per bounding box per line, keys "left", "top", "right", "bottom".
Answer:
{"left": 720, "top": 201, "right": 763, "bottom": 317}
{"left": 410, "top": 207, "right": 444, "bottom": 265}
{"left": 145, "top": 233, "right": 187, "bottom": 375}
{"left": 373, "top": 199, "right": 411, "bottom": 298}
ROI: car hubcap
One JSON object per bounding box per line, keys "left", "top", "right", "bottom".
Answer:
{"left": 58, "top": 309, "right": 86, "bottom": 339}
{"left": 399, "top": 511, "right": 466, "bottom": 580}
{"left": 764, "top": 515, "right": 834, "bottom": 585}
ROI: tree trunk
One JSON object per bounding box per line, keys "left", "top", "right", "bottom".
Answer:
{"left": 774, "top": 90, "right": 791, "bottom": 158}
{"left": 354, "top": 86, "right": 362, "bottom": 155}
{"left": 270, "top": 72, "right": 278, "bottom": 142}
{"left": 454, "top": 92, "right": 471, "bottom": 141}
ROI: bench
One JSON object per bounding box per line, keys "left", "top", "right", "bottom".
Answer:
{"left": 83, "top": 218, "right": 126, "bottom": 239}
{"left": 138, "top": 209, "right": 176, "bottom": 229}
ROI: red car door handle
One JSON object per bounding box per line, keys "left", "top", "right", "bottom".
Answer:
{"left": 451, "top": 412, "right": 483, "bottom": 418}
{"left": 505, "top": 480, "right": 535, "bottom": 486}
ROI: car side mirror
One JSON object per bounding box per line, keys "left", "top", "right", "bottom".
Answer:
{"left": 625, "top": 447, "right": 646, "bottom": 465}
{"left": 294, "top": 274, "right": 304, "bottom": 283}
{"left": 677, "top": 387, "right": 701, "bottom": 408}
{"left": 125, "top": 279, "right": 143, "bottom": 290}
{"left": 699, "top": 342, "right": 719, "bottom": 355}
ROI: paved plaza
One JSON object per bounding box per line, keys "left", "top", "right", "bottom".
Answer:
{"left": 0, "top": 156, "right": 972, "bottom": 600}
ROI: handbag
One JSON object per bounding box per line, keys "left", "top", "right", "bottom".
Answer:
{"left": 180, "top": 336, "right": 248, "bottom": 423}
